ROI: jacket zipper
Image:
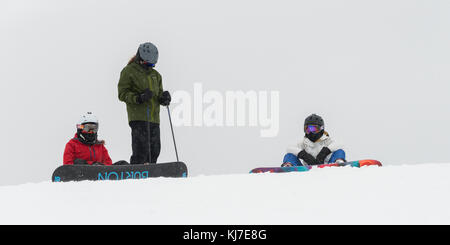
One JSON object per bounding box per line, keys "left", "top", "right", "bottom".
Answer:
{"left": 148, "top": 75, "right": 156, "bottom": 122}
{"left": 88, "top": 146, "right": 92, "bottom": 162}
{"left": 93, "top": 147, "right": 96, "bottom": 161}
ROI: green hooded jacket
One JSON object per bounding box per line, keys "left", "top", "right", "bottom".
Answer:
{"left": 118, "top": 61, "right": 163, "bottom": 123}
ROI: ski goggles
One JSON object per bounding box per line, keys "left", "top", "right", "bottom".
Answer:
{"left": 143, "top": 61, "right": 155, "bottom": 67}
{"left": 304, "top": 124, "right": 324, "bottom": 134}
{"left": 77, "top": 123, "right": 98, "bottom": 134}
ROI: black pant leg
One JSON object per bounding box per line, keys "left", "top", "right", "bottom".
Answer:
{"left": 129, "top": 121, "right": 150, "bottom": 165}
{"left": 149, "top": 123, "right": 161, "bottom": 163}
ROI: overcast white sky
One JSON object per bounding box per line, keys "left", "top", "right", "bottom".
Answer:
{"left": 1, "top": 0, "right": 450, "bottom": 186}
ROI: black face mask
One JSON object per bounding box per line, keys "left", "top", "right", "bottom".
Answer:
{"left": 306, "top": 130, "right": 324, "bottom": 143}
{"left": 78, "top": 131, "right": 97, "bottom": 145}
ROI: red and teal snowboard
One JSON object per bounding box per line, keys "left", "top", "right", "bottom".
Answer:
{"left": 250, "top": 159, "right": 382, "bottom": 174}
{"left": 250, "top": 165, "right": 311, "bottom": 174}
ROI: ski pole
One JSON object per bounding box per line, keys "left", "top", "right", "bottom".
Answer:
{"left": 147, "top": 106, "right": 152, "bottom": 164}
{"left": 166, "top": 105, "right": 179, "bottom": 162}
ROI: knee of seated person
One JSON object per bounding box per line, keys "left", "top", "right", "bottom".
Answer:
{"left": 333, "top": 149, "right": 346, "bottom": 160}
{"left": 283, "top": 153, "right": 300, "bottom": 165}
{"left": 283, "top": 153, "right": 296, "bottom": 160}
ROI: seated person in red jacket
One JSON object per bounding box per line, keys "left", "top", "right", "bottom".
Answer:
{"left": 63, "top": 112, "right": 113, "bottom": 166}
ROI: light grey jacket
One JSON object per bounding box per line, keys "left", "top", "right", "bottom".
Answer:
{"left": 286, "top": 133, "right": 343, "bottom": 164}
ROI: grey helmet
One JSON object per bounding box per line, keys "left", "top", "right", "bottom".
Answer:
{"left": 304, "top": 114, "right": 324, "bottom": 127}
{"left": 138, "top": 42, "right": 159, "bottom": 65}
{"left": 304, "top": 113, "right": 325, "bottom": 142}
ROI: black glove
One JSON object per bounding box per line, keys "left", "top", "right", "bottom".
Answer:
{"left": 74, "top": 158, "right": 88, "bottom": 165}
{"left": 159, "top": 91, "right": 171, "bottom": 106}
{"left": 113, "top": 160, "right": 130, "bottom": 165}
{"left": 316, "top": 147, "right": 332, "bottom": 165}
{"left": 297, "top": 150, "right": 320, "bottom": 166}
{"left": 136, "top": 88, "right": 153, "bottom": 104}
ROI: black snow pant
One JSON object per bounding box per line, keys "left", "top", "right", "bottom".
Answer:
{"left": 129, "top": 121, "right": 161, "bottom": 165}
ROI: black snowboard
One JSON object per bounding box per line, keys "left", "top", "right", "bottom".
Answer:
{"left": 52, "top": 162, "right": 188, "bottom": 182}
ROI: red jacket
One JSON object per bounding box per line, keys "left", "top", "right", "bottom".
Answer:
{"left": 63, "top": 134, "right": 113, "bottom": 165}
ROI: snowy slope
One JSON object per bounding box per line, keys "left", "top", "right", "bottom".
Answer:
{"left": 1, "top": 163, "right": 449, "bottom": 225}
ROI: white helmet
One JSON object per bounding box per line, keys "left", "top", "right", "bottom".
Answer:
{"left": 77, "top": 112, "right": 98, "bottom": 126}
{"left": 76, "top": 112, "right": 99, "bottom": 144}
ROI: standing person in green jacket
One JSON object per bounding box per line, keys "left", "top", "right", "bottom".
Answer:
{"left": 118, "top": 42, "right": 171, "bottom": 164}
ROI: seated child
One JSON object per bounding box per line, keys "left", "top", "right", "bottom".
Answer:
{"left": 63, "top": 112, "right": 113, "bottom": 166}
{"left": 282, "top": 114, "right": 346, "bottom": 167}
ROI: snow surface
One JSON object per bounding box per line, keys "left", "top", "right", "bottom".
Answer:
{"left": 1, "top": 163, "right": 449, "bottom": 225}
